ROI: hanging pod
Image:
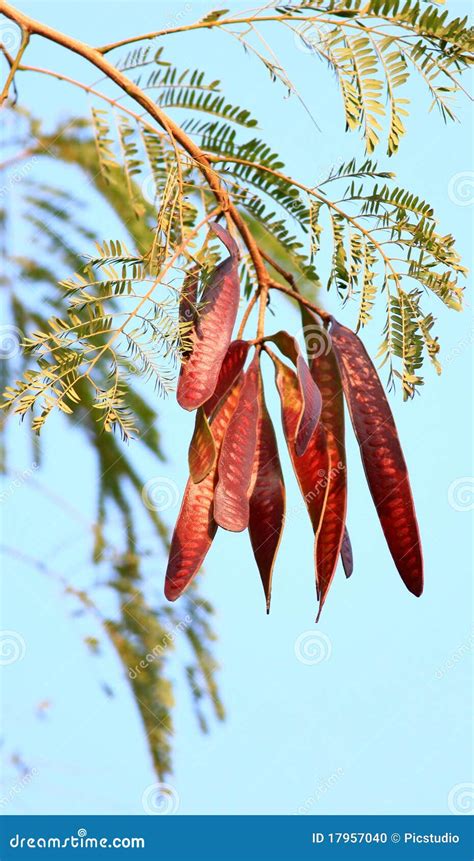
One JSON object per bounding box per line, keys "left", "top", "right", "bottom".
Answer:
{"left": 248, "top": 358, "right": 286, "bottom": 612}
{"left": 330, "top": 318, "right": 423, "bottom": 597}
{"left": 213, "top": 351, "right": 261, "bottom": 533}
{"left": 165, "top": 374, "right": 244, "bottom": 601}
{"left": 177, "top": 223, "right": 241, "bottom": 411}
{"left": 301, "top": 308, "right": 348, "bottom": 617}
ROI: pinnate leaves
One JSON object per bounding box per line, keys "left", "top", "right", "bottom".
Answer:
{"left": 179, "top": 268, "right": 199, "bottom": 356}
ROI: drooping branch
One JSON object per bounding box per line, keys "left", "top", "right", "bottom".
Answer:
{"left": 0, "top": 1, "right": 269, "bottom": 293}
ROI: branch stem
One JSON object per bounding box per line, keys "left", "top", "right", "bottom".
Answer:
{"left": 0, "top": 2, "right": 269, "bottom": 291}
{"left": 0, "top": 27, "right": 29, "bottom": 104}
{"left": 269, "top": 279, "right": 331, "bottom": 324}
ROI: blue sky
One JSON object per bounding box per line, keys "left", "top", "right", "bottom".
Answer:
{"left": 1, "top": 0, "right": 472, "bottom": 816}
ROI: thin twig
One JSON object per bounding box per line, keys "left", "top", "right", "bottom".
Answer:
{"left": 0, "top": 2, "right": 269, "bottom": 297}
{"left": 269, "top": 278, "right": 331, "bottom": 324}
{"left": 0, "top": 28, "right": 29, "bottom": 105}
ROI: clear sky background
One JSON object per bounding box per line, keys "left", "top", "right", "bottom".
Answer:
{"left": 1, "top": 0, "right": 473, "bottom": 817}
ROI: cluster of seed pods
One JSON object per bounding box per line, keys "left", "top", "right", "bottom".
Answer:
{"left": 164, "top": 223, "right": 423, "bottom": 618}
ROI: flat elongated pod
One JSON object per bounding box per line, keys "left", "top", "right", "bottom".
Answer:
{"left": 272, "top": 353, "right": 329, "bottom": 543}
{"left": 249, "top": 369, "right": 285, "bottom": 612}
{"left": 177, "top": 223, "right": 240, "bottom": 410}
{"left": 340, "top": 527, "right": 353, "bottom": 578}
{"left": 188, "top": 406, "right": 216, "bottom": 484}
{"left": 267, "top": 331, "right": 321, "bottom": 456}
{"left": 204, "top": 340, "right": 249, "bottom": 420}
{"left": 214, "top": 352, "right": 261, "bottom": 532}
{"left": 165, "top": 376, "right": 243, "bottom": 601}
{"left": 330, "top": 320, "right": 423, "bottom": 597}
{"left": 302, "top": 310, "right": 347, "bottom": 616}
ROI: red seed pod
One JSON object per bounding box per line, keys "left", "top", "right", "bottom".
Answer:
{"left": 272, "top": 353, "right": 329, "bottom": 547}
{"left": 177, "top": 223, "right": 240, "bottom": 411}
{"left": 165, "top": 375, "right": 244, "bottom": 601}
{"left": 248, "top": 367, "right": 286, "bottom": 612}
{"left": 330, "top": 319, "right": 423, "bottom": 597}
{"left": 188, "top": 406, "right": 216, "bottom": 484}
{"left": 340, "top": 527, "right": 353, "bottom": 579}
{"left": 204, "top": 340, "right": 250, "bottom": 420}
{"left": 268, "top": 331, "right": 322, "bottom": 456}
{"left": 214, "top": 352, "right": 261, "bottom": 532}
{"left": 301, "top": 309, "right": 347, "bottom": 617}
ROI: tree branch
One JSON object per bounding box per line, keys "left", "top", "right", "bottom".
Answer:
{"left": 0, "top": 1, "right": 269, "bottom": 292}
